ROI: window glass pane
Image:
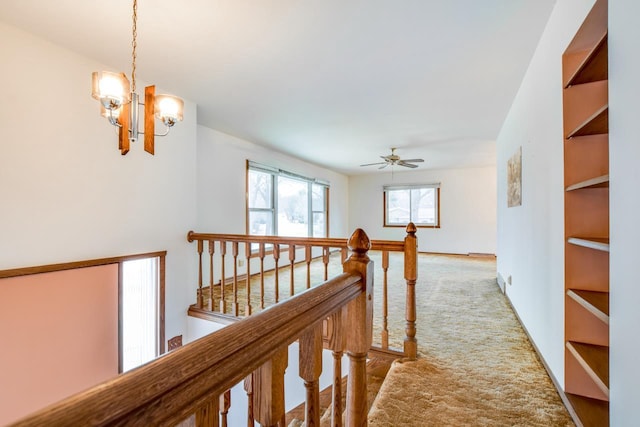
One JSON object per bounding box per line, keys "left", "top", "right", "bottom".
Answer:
{"left": 277, "top": 176, "right": 309, "bottom": 237}
{"left": 387, "top": 189, "right": 411, "bottom": 224}
{"left": 312, "top": 184, "right": 325, "bottom": 211}
{"left": 248, "top": 170, "right": 272, "bottom": 209}
{"left": 249, "top": 211, "right": 274, "bottom": 235}
{"left": 411, "top": 188, "right": 436, "bottom": 224}
{"left": 122, "top": 257, "right": 158, "bottom": 372}
{"left": 312, "top": 212, "right": 326, "bottom": 237}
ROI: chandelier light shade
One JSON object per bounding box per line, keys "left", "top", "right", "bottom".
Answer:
{"left": 92, "top": 0, "right": 184, "bottom": 155}
{"left": 154, "top": 95, "right": 184, "bottom": 127}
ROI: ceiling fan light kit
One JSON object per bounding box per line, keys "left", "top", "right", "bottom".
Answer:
{"left": 360, "top": 148, "right": 424, "bottom": 169}
{"left": 91, "top": 0, "right": 184, "bottom": 155}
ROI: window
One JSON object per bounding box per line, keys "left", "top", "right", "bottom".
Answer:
{"left": 247, "top": 161, "right": 329, "bottom": 237}
{"left": 120, "top": 255, "right": 164, "bottom": 372}
{"left": 384, "top": 184, "right": 440, "bottom": 227}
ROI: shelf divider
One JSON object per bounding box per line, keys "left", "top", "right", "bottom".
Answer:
{"left": 568, "top": 237, "right": 610, "bottom": 252}
{"left": 566, "top": 341, "right": 609, "bottom": 398}
{"left": 567, "top": 289, "right": 609, "bottom": 324}
{"left": 564, "top": 32, "right": 608, "bottom": 88}
{"left": 567, "top": 104, "right": 609, "bottom": 139}
{"left": 566, "top": 175, "right": 609, "bottom": 191}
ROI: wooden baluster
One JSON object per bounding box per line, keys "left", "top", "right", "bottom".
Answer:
{"left": 381, "top": 250, "right": 390, "bottom": 350}
{"left": 340, "top": 247, "right": 347, "bottom": 264}
{"left": 209, "top": 240, "right": 215, "bottom": 311}
{"left": 343, "top": 229, "right": 373, "bottom": 427}
{"left": 253, "top": 348, "right": 288, "bottom": 427}
{"left": 259, "top": 243, "right": 266, "bottom": 309}
{"left": 245, "top": 242, "right": 252, "bottom": 316}
{"left": 327, "top": 309, "right": 347, "bottom": 427}
{"left": 273, "top": 244, "right": 281, "bottom": 303}
{"left": 289, "top": 244, "right": 296, "bottom": 297}
{"left": 244, "top": 375, "right": 254, "bottom": 427}
{"left": 219, "top": 241, "right": 227, "bottom": 314}
{"left": 195, "top": 394, "right": 220, "bottom": 427}
{"left": 300, "top": 322, "right": 323, "bottom": 426}
{"left": 323, "top": 247, "right": 330, "bottom": 281}
{"left": 305, "top": 245, "right": 312, "bottom": 289}
{"left": 404, "top": 222, "right": 418, "bottom": 360}
{"left": 197, "top": 239, "right": 204, "bottom": 309}
{"left": 232, "top": 241, "right": 239, "bottom": 316}
{"left": 220, "top": 389, "right": 231, "bottom": 427}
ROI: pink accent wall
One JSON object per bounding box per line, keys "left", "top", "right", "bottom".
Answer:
{"left": 0, "top": 264, "right": 119, "bottom": 425}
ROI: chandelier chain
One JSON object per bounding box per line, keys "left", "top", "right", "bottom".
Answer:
{"left": 131, "top": 0, "right": 138, "bottom": 92}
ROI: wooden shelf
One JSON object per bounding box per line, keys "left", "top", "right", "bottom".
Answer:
{"left": 568, "top": 237, "right": 609, "bottom": 252}
{"left": 564, "top": 32, "right": 608, "bottom": 88}
{"left": 567, "top": 289, "right": 609, "bottom": 324}
{"left": 567, "top": 104, "right": 609, "bottom": 139}
{"left": 566, "top": 341, "right": 609, "bottom": 396}
{"left": 565, "top": 393, "right": 609, "bottom": 427}
{"left": 566, "top": 175, "right": 609, "bottom": 191}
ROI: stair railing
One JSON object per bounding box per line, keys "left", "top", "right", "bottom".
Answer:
{"left": 10, "top": 229, "right": 374, "bottom": 427}
{"left": 187, "top": 222, "right": 418, "bottom": 359}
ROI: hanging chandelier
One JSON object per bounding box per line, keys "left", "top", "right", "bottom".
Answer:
{"left": 91, "top": 0, "right": 184, "bottom": 155}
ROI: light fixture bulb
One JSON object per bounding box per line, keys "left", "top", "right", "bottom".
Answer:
{"left": 154, "top": 94, "right": 184, "bottom": 127}
{"left": 92, "top": 71, "right": 130, "bottom": 110}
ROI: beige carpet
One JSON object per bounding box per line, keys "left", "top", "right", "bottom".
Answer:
{"left": 202, "top": 252, "right": 573, "bottom": 426}
{"left": 367, "top": 254, "right": 574, "bottom": 426}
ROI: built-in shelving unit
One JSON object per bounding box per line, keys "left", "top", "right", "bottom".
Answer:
{"left": 562, "top": 0, "right": 609, "bottom": 425}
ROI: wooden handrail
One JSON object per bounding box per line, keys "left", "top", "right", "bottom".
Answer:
{"left": 11, "top": 248, "right": 370, "bottom": 426}
{"left": 187, "top": 231, "right": 406, "bottom": 253}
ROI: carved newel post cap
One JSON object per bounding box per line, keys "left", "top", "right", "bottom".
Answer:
{"left": 405, "top": 222, "right": 417, "bottom": 235}
{"left": 348, "top": 228, "right": 371, "bottom": 256}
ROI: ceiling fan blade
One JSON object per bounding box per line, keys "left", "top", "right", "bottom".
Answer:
{"left": 360, "top": 162, "right": 387, "bottom": 167}
{"left": 401, "top": 159, "right": 424, "bottom": 163}
{"left": 398, "top": 161, "right": 418, "bottom": 168}
{"left": 378, "top": 164, "right": 389, "bottom": 169}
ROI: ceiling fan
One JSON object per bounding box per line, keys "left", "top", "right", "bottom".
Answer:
{"left": 360, "top": 148, "right": 424, "bottom": 169}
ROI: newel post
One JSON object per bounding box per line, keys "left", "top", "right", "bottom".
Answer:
{"left": 404, "top": 222, "right": 418, "bottom": 360}
{"left": 344, "top": 228, "right": 374, "bottom": 427}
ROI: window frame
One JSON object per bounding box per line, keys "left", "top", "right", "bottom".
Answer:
{"left": 383, "top": 183, "right": 441, "bottom": 228}
{"left": 246, "top": 160, "right": 329, "bottom": 238}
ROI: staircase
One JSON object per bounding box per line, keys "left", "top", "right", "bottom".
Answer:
{"left": 286, "top": 356, "right": 393, "bottom": 426}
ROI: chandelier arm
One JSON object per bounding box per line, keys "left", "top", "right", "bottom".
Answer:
{"left": 107, "top": 109, "right": 123, "bottom": 128}
{"left": 135, "top": 128, "right": 171, "bottom": 137}
{"left": 153, "top": 127, "right": 171, "bottom": 137}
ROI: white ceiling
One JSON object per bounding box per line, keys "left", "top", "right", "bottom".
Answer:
{"left": 0, "top": 0, "right": 555, "bottom": 175}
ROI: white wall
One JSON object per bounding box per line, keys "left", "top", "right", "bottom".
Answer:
{"left": 348, "top": 167, "right": 496, "bottom": 254}
{"left": 196, "top": 126, "right": 350, "bottom": 237}
{"left": 0, "top": 23, "right": 198, "bottom": 351}
{"left": 496, "top": 0, "right": 596, "bottom": 389}
{"left": 609, "top": 0, "right": 640, "bottom": 424}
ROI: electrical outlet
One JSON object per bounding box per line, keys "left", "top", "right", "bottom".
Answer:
{"left": 238, "top": 259, "right": 245, "bottom": 267}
